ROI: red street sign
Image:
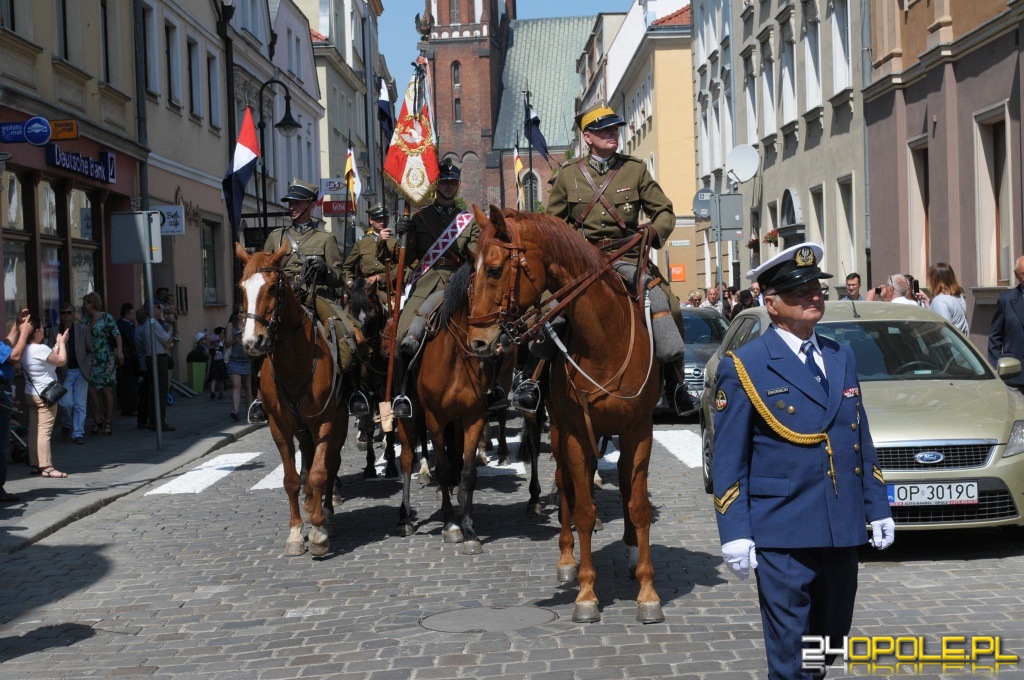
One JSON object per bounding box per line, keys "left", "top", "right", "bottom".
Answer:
{"left": 322, "top": 200, "right": 355, "bottom": 217}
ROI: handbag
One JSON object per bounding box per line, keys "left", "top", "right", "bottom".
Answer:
{"left": 39, "top": 380, "right": 68, "bottom": 407}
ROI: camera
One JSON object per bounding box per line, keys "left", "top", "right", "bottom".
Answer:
{"left": 874, "top": 287, "right": 882, "bottom": 295}
{"left": 913, "top": 280, "right": 920, "bottom": 295}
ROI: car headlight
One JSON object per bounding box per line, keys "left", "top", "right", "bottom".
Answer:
{"left": 1004, "top": 420, "right": 1024, "bottom": 458}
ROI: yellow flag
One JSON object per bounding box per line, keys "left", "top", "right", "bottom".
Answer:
{"left": 513, "top": 146, "right": 525, "bottom": 210}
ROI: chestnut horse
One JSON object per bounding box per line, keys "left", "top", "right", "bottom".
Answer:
{"left": 235, "top": 243, "right": 348, "bottom": 558}
{"left": 395, "top": 264, "right": 539, "bottom": 553}
{"left": 466, "top": 207, "right": 663, "bottom": 624}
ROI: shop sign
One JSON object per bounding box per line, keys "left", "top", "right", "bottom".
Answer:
{"left": 0, "top": 117, "right": 78, "bottom": 145}
{"left": 44, "top": 143, "right": 117, "bottom": 184}
{"left": 322, "top": 200, "right": 355, "bottom": 217}
{"left": 153, "top": 204, "right": 185, "bottom": 236}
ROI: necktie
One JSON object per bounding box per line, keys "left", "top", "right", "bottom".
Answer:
{"left": 801, "top": 341, "right": 828, "bottom": 393}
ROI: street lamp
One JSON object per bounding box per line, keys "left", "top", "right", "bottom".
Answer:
{"left": 214, "top": 0, "right": 237, "bottom": 168}
{"left": 256, "top": 78, "right": 302, "bottom": 239}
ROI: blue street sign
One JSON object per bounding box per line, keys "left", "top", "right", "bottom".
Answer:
{"left": 0, "top": 122, "right": 26, "bottom": 144}
{"left": 24, "top": 116, "right": 51, "bottom": 146}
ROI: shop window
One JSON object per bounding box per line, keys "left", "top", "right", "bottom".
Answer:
{"left": 69, "top": 189, "right": 94, "bottom": 240}
{"left": 3, "top": 241, "right": 27, "bottom": 322}
{"left": 71, "top": 250, "right": 96, "bottom": 309}
{"left": 2, "top": 171, "right": 24, "bottom": 230}
{"left": 38, "top": 181, "right": 58, "bottom": 236}
{"left": 201, "top": 219, "right": 220, "bottom": 304}
{"left": 40, "top": 246, "right": 62, "bottom": 328}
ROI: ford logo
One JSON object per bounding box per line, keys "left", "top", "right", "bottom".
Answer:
{"left": 914, "top": 451, "right": 945, "bottom": 464}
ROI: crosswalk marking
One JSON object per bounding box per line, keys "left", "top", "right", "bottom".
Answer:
{"left": 653, "top": 430, "right": 703, "bottom": 468}
{"left": 146, "top": 452, "right": 262, "bottom": 495}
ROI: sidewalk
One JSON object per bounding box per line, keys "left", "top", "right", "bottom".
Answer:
{"left": 0, "top": 389, "right": 264, "bottom": 554}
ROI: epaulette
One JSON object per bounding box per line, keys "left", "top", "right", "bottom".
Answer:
{"left": 616, "top": 153, "right": 643, "bottom": 164}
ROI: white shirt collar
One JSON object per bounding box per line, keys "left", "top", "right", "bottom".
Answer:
{"left": 771, "top": 324, "right": 821, "bottom": 359}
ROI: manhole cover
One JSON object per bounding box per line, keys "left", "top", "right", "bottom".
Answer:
{"left": 419, "top": 605, "right": 557, "bottom": 632}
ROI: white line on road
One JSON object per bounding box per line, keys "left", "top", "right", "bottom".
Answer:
{"left": 146, "top": 452, "right": 262, "bottom": 495}
{"left": 653, "top": 430, "right": 703, "bottom": 468}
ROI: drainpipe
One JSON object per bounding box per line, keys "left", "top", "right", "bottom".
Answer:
{"left": 860, "top": 0, "right": 872, "bottom": 285}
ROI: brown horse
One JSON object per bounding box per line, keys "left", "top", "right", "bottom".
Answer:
{"left": 395, "top": 264, "right": 537, "bottom": 553}
{"left": 466, "top": 207, "right": 663, "bottom": 624}
{"left": 235, "top": 242, "right": 348, "bottom": 558}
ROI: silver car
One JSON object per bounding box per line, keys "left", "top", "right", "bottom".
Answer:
{"left": 699, "top": 301, "right": 1024, "bottom": 533}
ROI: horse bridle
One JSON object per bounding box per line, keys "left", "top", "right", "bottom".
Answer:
{"left": 466, "top": 216, "right": 542, "bottom": 342}
{"left": 243, "top": 266, "right": 288, "bottom": 353}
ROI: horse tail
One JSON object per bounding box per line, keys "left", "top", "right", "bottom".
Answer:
{"left": 438, "top": 263, "right": 473, "bottom": 327}
{"left": 517, "top": 401, "right": 545, "bottom": 464}
{"left": 348, "top": 278, "right": 370, "bottom": 316}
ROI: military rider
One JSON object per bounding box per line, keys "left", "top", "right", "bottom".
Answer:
{"left": 512, "top": 102, "right": 685, "bottom": 412}
{"left": 391, "top": 159, "right": 503, "bottom": 419}
{"left": 342, "top": 203, "right": 398, "bottom": 303}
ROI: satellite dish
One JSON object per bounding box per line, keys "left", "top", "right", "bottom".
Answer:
{"left": 725, "top": 144, "right": 759, "bottom": 184}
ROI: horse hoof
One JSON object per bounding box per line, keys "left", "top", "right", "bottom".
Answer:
{"left": 332, "top": 494, "right": 343, "bottom": 508}
{"left": 384, "top": 464, "right": 399, "bottom": 479}
{"left": 572, "top": 601, "right": 601, "bottom": 623}
{"left": 461, "top": 540, "right": 483, "bottom": 555}
{"left": 308, "top": 540, "right": 329, "bottom": 557}
{"left": 435, "top": 489, "right": 443, "bottom": 502}
{"left": 442, "top": 526, "right": 464, "bottom": 544}
{"left": 284, "top": 541, "right": 306, "bottom": 557}
{"left": 363, "top": 467, "right": 377, "bottom": 479}
{"left": 395, "top": 522, "right": 414, "bottom": 537}
{"left": 636, "top": 601, "right": 665, "bottom": 624}
{"left": 475, "top": 452, "right": 489, "bottom": 467}
{"left": 498, "top": 456, "right": 511, "bottom": 467}
{"left": 526, "top": 502, "right": 544, "bottom": 515}
{"left": 594, "top": 518, "right": 604, "bottom": 532}
{"left": 556, "top": 564, "right": 578, "bottom": 583}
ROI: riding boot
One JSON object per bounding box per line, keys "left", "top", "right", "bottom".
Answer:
{"left": 512, "top": 354, "right": 543, "bottom": 414}
{"left": 348, "top": 386, "right": 371, "bottom": 417}
{"left": 484, "top": 360, "right": 507, "bottom": 412}
{"left": 392, "top": 356, "right": 413, "bottom": 419}
{"left": 664, "top": 361, "right": 692, "bottom": 416}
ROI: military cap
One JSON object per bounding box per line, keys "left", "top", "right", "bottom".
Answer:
{"left": 367, "top": 204, "right": 387, "bottom": 221}
{"left": 746, "top": 242, "right": 833, "bottom": 293}
{"left": 438, "top": 158, "right": 461, "bottom": 181}
{"left": 575, "top": 103, "right": 626, "bottom": 132}
{"left": 281, "top": 178, "right": 319, "bottom": 203}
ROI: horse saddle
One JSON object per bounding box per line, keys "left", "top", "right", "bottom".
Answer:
{"left": 610, "top": 263, "right": 684, "bottom": 364}
{"left": 314, "top": 297, "right": 362, "bottom": 373}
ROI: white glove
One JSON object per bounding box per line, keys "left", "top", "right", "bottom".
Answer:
{"left": 722, "top": 538, "right": 758, "bottom": 580}
{"left": 869, "top": 517, "right": 895, "bottom": 550}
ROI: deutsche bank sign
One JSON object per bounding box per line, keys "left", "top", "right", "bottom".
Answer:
{"left": 45, "top": 143, "right": 117, "bottom": 184}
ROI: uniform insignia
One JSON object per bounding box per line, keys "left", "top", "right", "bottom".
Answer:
{"left": 622, "top": 203, "right": 634, "bottom": 214}
{"left": 775, "top": 400, "right": 786, "bottom": 410}
{"left": 616, "top": 187, "right": 633, "bottom": 192}
{"left": 714, "top": 481, "right": 741, "bottom": 515}
{"left": 715, "top": 390, "right": 728, "bottom": 411}
{"left": 794, "top": 247, "right": 815, "bottom": 267}
{"left": 843, "top": 387, "right": 860, "bottom": 398}
{"left": 767, "top": 387, "right": 789, "bottom": 396}
{"left": 872, "top": 465, "right": 885, "bottom": 484}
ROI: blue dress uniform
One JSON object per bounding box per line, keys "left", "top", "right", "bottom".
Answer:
{"left": 712, "top": 243, "right": 892, "bottom": 679}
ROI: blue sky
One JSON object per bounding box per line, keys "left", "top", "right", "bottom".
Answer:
{"left": 378, "top": 0, "right": 633, "bottom": 86}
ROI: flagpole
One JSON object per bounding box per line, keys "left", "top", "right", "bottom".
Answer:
{"left": 345, "top": 130, "right": 352, "bottom": 258}
{"left": 524, "top": 87, "right": 534, "bottom": 211}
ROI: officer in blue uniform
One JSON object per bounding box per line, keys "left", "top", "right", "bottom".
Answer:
{"left": 711, "top": 243, "right": 895, "bottom": 679}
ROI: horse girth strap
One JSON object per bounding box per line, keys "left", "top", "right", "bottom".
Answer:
{"left": 726, "top": 350, "right": 838, "bottom": 497}
{"left": 574, "top": 163, "right": 624, "bottom": 230}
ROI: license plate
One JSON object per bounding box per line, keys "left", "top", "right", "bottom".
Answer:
{"left": 887, "top": 481, "right": 979, "bottom": 506}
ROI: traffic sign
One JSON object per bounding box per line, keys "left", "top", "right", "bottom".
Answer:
{"left": 710, "top": 193, "right": 745, "bottom": 242}
{"left": 692, "top": 189, "right": 714, "bottom": 219}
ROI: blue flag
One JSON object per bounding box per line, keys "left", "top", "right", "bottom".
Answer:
{"left": 378, "top": 79, "right": 394, "bottom": 148}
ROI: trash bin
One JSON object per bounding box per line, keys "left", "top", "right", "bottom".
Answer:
{"left": 187, "top": 361, "right": 207, "bottom": 394}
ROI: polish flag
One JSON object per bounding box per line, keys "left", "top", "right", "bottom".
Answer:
{"left": 222, "top": 107, "right": 260, "bottom": 237}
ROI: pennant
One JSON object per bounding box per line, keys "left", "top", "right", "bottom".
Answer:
{"left": 377, "top": 79, "right": 394, "bottom": 148}
{"left": 345, "top": 146, "right": 361, "bottom": 206}
{"left": 222, "top": 107, "right": 260, "bottom": 237}
{"left": 513, "top": 146, "right": 525, "bottom": 210}
{"left": 384, "top": 60, "right": 440, "bottom": 206}
{"left": 524, "top": 99, "right": 551, "bottom": 162}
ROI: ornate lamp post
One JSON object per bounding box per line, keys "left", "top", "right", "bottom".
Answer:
{"left": 256, "top": 79, "right": 301, "bottom": 239}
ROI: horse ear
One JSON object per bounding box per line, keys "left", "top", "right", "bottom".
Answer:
{"left": 271, "top": 242, "right": 290, "bottom": 266}
{"left": 472, "top": 204, "right": 490, "bottom": 229}
{"left": 234, "top": 242, "right": 250, "bottom": 265}
{"left": 486, "top": 204, "right": 510, "bottom": 239}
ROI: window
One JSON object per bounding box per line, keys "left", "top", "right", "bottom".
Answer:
{"left": 2, "top": 171, "right": 24, "bottom": 230}
{"left": 143, "top": 3, "right": 158, "bottom": 92}
{"left": 187, "top": 39, "right": 201, "bottom": 116}
{"left": 201, "top": 220, "right": 220, "bottom": 304}
{"left": 71, "top": 250, "right": 96, "bottom": 311}
{"left": 207, "top": 52, "right": 221, "bottom": 128}
{"left": 295, "top": 33, "right": 302, "bottom": 77}
{"left": 810, "top": 185, "right": 824, "bottom": 248}
{"left": 165, "top": 22, "right": 181, "bottom": 105}
{"left": 3, "top": 242, "right": 27, "bottom": 322}
{"left": 744, "top": 52, "right": 757, "bottom": 144}
{"left": 449, "top": 0, "right": 460, "bottom": 24}
{"left": 759, "top": 37, "right": 776, "bottom": 136}
{"left": 452, "top": 61, "right": 461, "bottom": 87}
{"left": 803, "top": 11, "right": 821, "bottom": 109}
{"left": 100, "top": 0, "right": 111, "bottom": 83}
{"left": 0, "top": 0, "right": 14, "bottom": 31}
{"left": 55, "top": 0, "right": 69, "bottom": 60}
{"left": 837, "top": 176, "right": 855, "bottom": 272}
{"left": 976, "top": 114, "right": 1011, "bottom": 285}
{"left": 287, "top": 27, "right": 295, "bottom": 72}
{"left": 699, "top": 107, "right": 710, "bottom": 176}
{"left": 68, "top": 189, "right": 94, "bottom": 240}
{"left": 831, "top": 0, "right": 851, "bottom": 93}
{"left": 454, "top": 97, "right": 462, "bottom": 123}
{"left": 38, "top": 181, "right": 57, "bottom": 236}
{"left": 908, "top": 142, "right": 929, "bottom": 281}
{"left": 780, "top": 30, "right": 796, "bottom": 124}
{"left": 41, "top": 246, "right": 62, "bottom": 329}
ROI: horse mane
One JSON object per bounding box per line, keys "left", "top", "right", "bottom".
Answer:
{"left": 438, "top": 263, "right": 473, "bottom": 328}
{"left": 483, "top": 209, "right": 607, "bottom": 278}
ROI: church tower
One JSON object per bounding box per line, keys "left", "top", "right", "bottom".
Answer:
{"left": 424, "top": 0, "right": 515, "bottom": 207}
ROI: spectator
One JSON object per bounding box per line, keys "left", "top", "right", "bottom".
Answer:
{"left": 988, "top": 255, "right": 1024, "bottom": 394}
{"left": 687, "top": 290, "right": 703, "bottom": 307}
{"left": 225, "top": 309, "right": 252, "bottom": 421}
{"left": 722, "top": 286, "right": 737, "bottom": 321}
{"left": 701, "top": 285, "right": 723, "bottom": 312}
{"left": 920, "top": 262, "right": 968, "bottom": 334}
{"left": 21, "top": 315, "right": 69, "bottom": 478}
{"left": 0, "top": 309, "right": 33, "bottom": 503}
{"left": 117, "top": 302, "right": 139, "bottom": 416}
{"left": 57, "top": 303, "right": 94, "bottom": 445}
{"left": 887, "top": 274, "right": 920, "bottom": 305}
{"left": 82, "top": 292, "right": 122, "bottom": 436}
{"left": 136, "top": 302, "right": 175, "bottom": 431}
{"left": 134, "top": 306, "right": 150, "bottom": 429}
{"left": 207, "top": 327, "right": 227, "bottom": 400}
{"left": 750, "top": 281, "right": 763, "bottom": 306}
{"left": 734, "top": 289, "right": 756, "bottom": 314}
{"left": 842, "top": 273, "right": 863, "bottom": 301}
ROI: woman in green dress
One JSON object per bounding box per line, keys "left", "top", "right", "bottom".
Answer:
{"left": 83, "top": 292, "right": 123, "bottom": 435}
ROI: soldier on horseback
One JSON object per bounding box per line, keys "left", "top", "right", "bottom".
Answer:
{"left": 342, "top": 203, "right": 398, "bottom": 305}
{"left": 391, "top": 159, "right": 504, "bottom": 419}
{"left": 512, "top": 102, "right": 686, "bottom": 413}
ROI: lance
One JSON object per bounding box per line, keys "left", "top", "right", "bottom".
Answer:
{"left": 380, "top": 200, "right": 410, "bottom": 432}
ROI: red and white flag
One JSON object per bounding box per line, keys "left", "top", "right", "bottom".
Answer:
{"left": 384, "top": 60, "right": 440, "bottom": 206}
{"left": 222, "top": 107, "right": 260, "bottom": 236}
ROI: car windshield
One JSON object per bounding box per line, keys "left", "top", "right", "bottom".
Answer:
{"left": 817, "top": 320, "right": 993, "bottom": 382}
{"left": 684, "top": 313, "right": 729, "bottom": 345}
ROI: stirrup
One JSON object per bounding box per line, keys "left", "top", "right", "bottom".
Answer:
{"left": 247, "top": 400, "right": 267, "bottom": 423}
{"left": 348, "top": 390, "right": 371, "bottom": 416}
{"left": 511, "top": 380, "right": 541, "bottom": 415}
{"left": 672, "top": 383, "right": 692, "bottom": 417}
{"left": 485, "top": 386, "right": 507, "bottom": 412}
{"left": 392, "top": 394, "right": 413, "bottom": 419}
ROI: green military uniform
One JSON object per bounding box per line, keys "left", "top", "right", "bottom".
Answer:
{"left": 396, "top": 202, "right": 478, "bottom": 342}
{"left": 264, "top": 219, "right": 346, "bottom": 299}
{"left": 342, "top": 231, "right": 399, "bottom": 290}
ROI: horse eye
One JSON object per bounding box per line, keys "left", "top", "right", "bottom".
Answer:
{"left": 486, "top": 266, "right": 502, "bottom": 279}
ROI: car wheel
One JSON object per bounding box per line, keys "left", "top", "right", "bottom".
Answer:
{"left": 701, "top": 421, "right": 714, "bottom": 494}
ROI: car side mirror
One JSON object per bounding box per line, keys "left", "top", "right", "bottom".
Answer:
{"left": 998, "top": 357, "right": 1022, "bottom": 380}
